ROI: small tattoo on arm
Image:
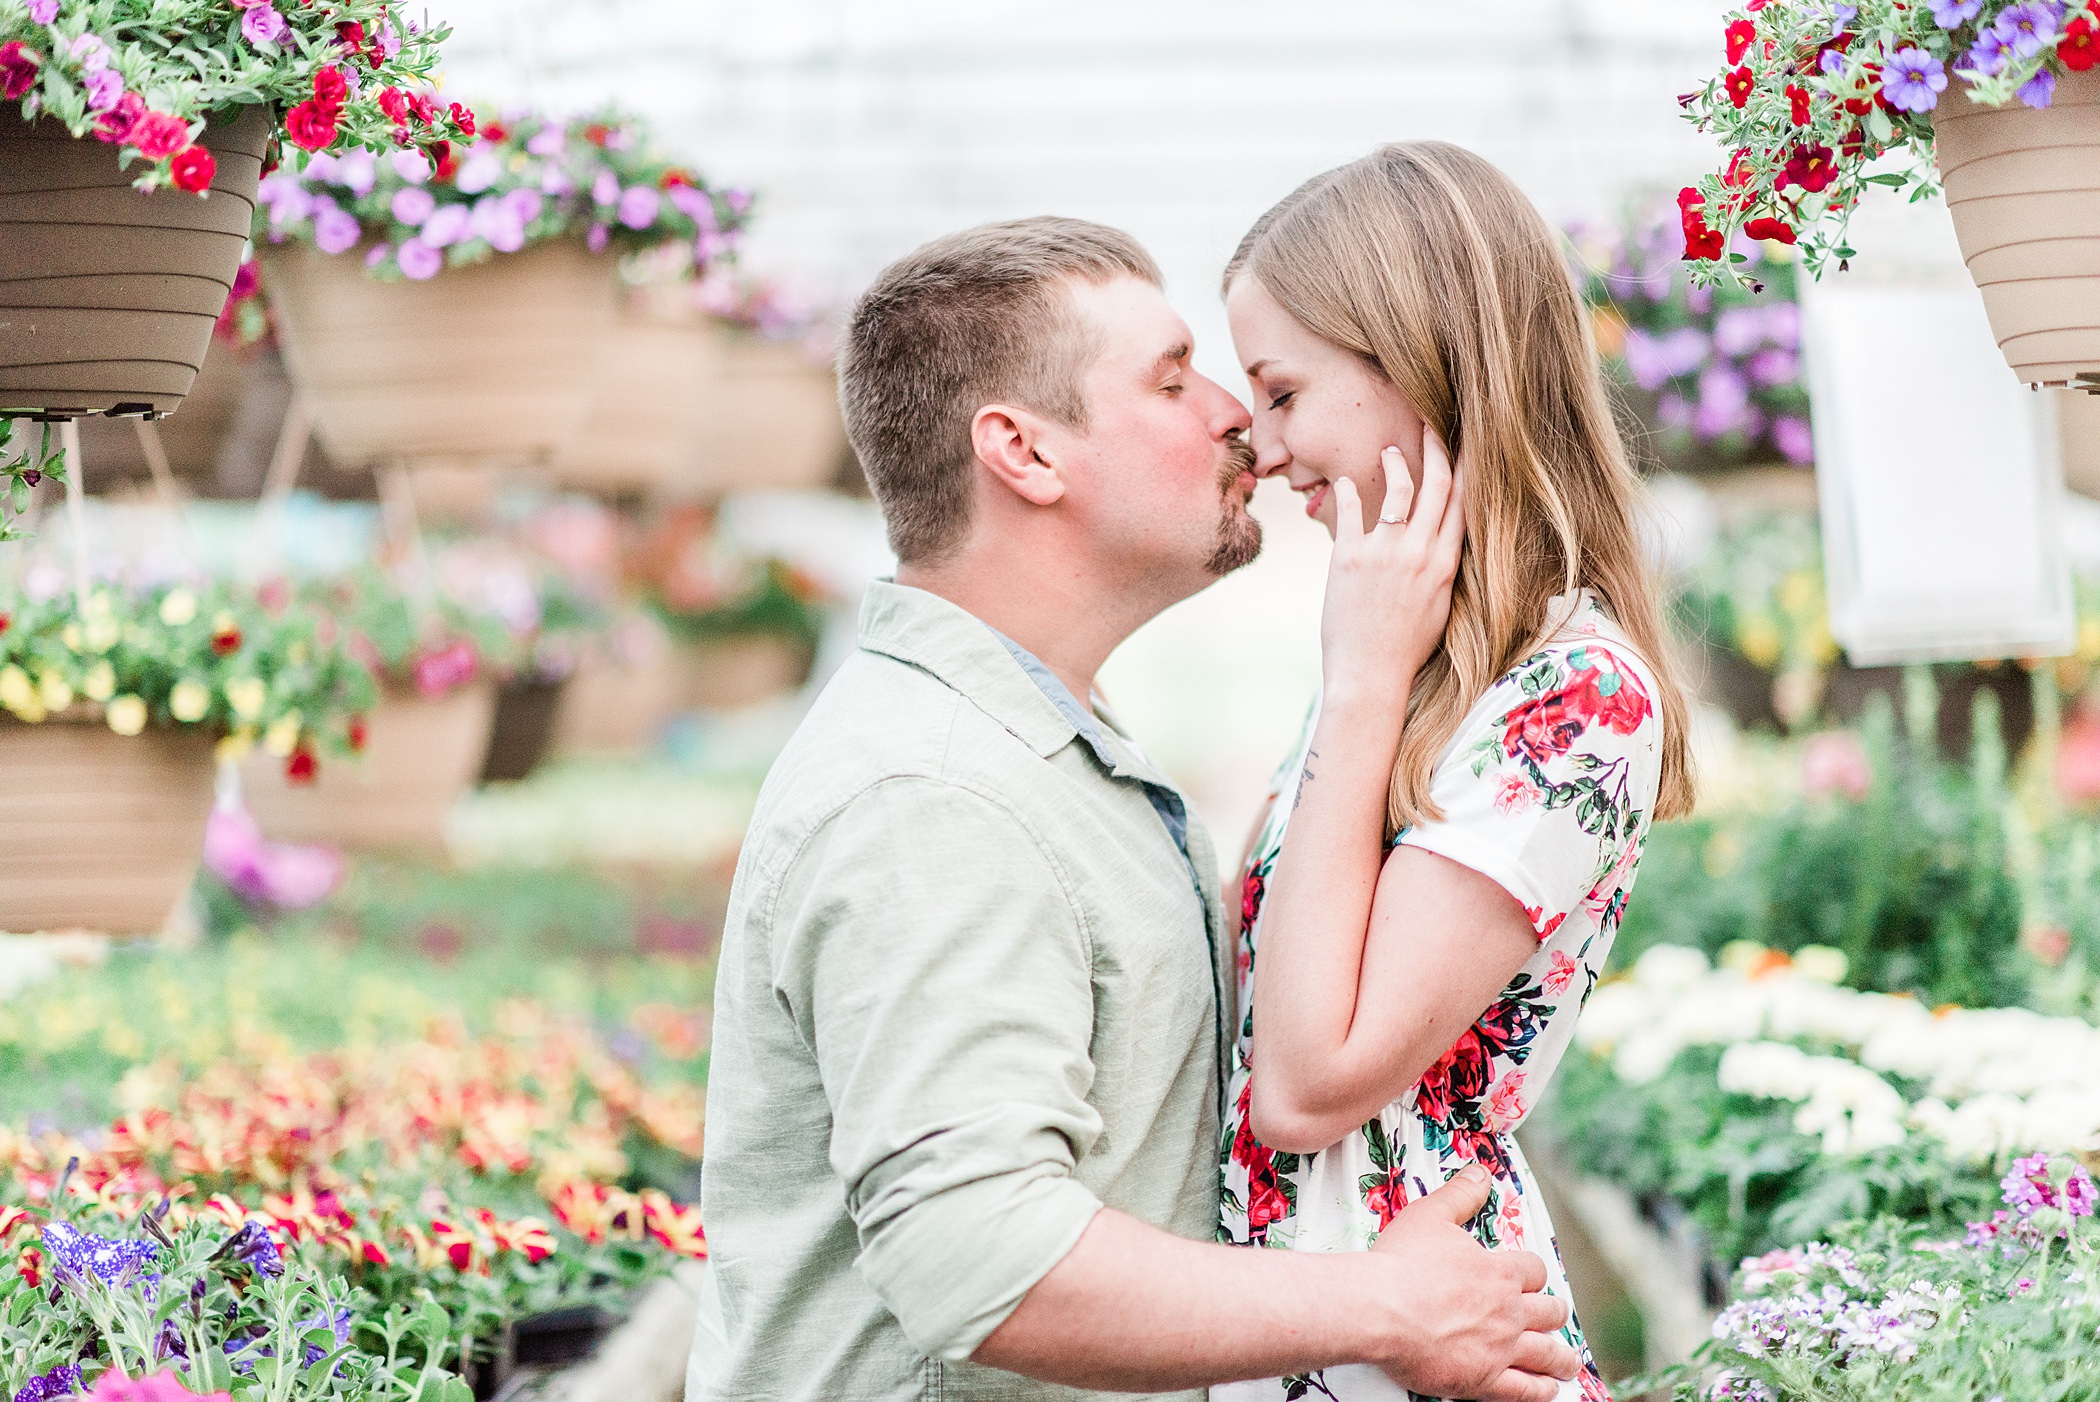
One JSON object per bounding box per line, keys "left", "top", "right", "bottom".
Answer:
{"left": 1293, "top": 749, "right": 1320, "bottom": 810}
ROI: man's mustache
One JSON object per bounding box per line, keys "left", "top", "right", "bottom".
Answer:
{"left": 1220, "top": 437, "right": 1256, "bottom": 492}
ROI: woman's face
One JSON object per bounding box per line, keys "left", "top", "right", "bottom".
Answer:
{"left": 1225, "top": 275, "right": 1427, "bottom": 538}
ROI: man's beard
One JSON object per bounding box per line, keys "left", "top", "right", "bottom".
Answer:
{"left": 1204, "top": 438, "right": 1264, "bottom": 577}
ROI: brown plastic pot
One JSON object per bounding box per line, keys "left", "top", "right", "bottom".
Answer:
{"left": 689, "top": 333, "right": 848, "bottom": 495}
{"left": 0, "top": 718, "right": 216, "bottom": 935}
{"left": 74, "top": 336, "right": 259, "bottom": 485}
{"left": 553, "top": 285, "right": 724, "bottom": 498}
{"left": 1935, "top": 66, "right": 2100, "bottom": 387}
{"left": 479, "top": 673, "right": 568, "bottom": 783}
{"left": 262, "top": 239, "right": 619, "bottom": 468}
{"left": 0, "top": 106, "right": 270, "bottom": 417}
{"left": 241, "top": 679, "right": 497, "bottom": 853}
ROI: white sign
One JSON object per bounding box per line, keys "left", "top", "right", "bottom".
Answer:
{"left": 1803, "top": 277, "right": 2074, "bottom": 666}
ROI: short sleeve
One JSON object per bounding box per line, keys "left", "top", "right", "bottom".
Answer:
{"left": 770, "top": 776, "right": 1105, "bottom": 1363}
{"left": 1396, "top": 640, "right": 1661, "bottom": 940}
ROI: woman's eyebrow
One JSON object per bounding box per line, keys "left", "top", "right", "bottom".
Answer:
{"left": 1243, "top": 357, "right": 1275, "bottom": 379}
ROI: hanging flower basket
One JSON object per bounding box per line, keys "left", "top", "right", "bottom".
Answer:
{"left": 0, "top": 104, "right": 270, "bottom": 420}
{"left": 552, "top": 285, "right": 725, "bottom": 498}
{"left": 1935, "top": 66, "right": 2100, "bottom": 386}
{"left": 1677, "top": 2, "right": 2100, "bottom": 388}
{"left": 242, "top": 677, "right": 497, "bottom": 852}
{"left": 691, "top": 333, "right": 848, "bottom": 495}
{"left": 254, "top": 108, "right": 750, "bottom": 470}
{"left": 262, "top": 238, "right": 621, "bottom": 468}
{"left": 0, "top": 716, "right": 214, "bottom": 934}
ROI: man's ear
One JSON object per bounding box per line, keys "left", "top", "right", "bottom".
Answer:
{"left": 971, "top": 403, "right": 1067, "bottom": 507}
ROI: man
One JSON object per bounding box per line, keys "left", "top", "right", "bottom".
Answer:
{"left": 694, "top": 217, "right": 1578, "bottom": 1402}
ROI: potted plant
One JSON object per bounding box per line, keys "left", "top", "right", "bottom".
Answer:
{"left": 255, "top": 107, "right": 751, "bottom": 471}
{"left": 631, "top": 505, "right": 827, "bottom": 711}
{"left": 687, "top": 269, "right": 848, "bottom": 494}
{"left": 240, "top": 564, "right": 515, "bottom": 853}
{"left": 0, "top": 0, "right": 467, "bottom": 528}
{"left": 1568, "top": 202, "right": 1816, "bottom": 474}
{"left": 1677, "top": 0, "right": 2100, "bottom": 387}
{"left": 0, "top": 577, "right": 373, "bottom": 932}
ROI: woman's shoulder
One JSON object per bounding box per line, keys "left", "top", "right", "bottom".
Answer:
{"left": 1455, "top": 595, "right": 1665, "bottom": 771}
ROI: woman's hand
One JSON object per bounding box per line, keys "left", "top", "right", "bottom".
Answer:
{"left": 1319, "top": 429, "right": 1464, "bottom": 713}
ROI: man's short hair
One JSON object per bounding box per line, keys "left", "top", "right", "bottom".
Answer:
{"left": 839, "top": 217, "right": 1162, "bottom": 564}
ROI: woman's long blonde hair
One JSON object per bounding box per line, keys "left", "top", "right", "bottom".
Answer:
{"left": 1227, "top": 141, "right": 1695, "bottom": 831}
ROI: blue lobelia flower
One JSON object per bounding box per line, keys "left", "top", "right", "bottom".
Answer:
{"left": 1882, "top": 47, "right": 1950, "bottom": 111}
{"left": 12, "top": 1364, "right": 82, "bottom": 1402}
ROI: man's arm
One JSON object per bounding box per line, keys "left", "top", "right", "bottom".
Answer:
{"left": 975, "top": 1167, "right": 1577, "bottom": 1402}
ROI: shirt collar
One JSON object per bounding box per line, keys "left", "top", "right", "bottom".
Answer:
{"left": 855, "top": 579, "right": 1079, "bottom": 759}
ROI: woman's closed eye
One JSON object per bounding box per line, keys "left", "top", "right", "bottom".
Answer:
{"left": 1266, "top": 390, "right": 1294, "bottom": 411}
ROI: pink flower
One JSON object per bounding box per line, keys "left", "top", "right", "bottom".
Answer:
{"left": 414, "top": 640, "right": 478, "bottom": 697}
{"left": 127, "top": 111, "right": 192, "bottom": 160}
{"left": 1542, "top": 950, "right": 1578, "bottom": 996}
{"left": 94, "top": 90, "right": 142, "bottom": 142}
{"left": 0, "top": 40, "right": 40, "bottom": 100}
{"left": 81, "top": 66, "right": 121, "bottom": 112}
{"left": 86, "top": 1370, "right": 231, "bottom": 1402}
{"left": 27, "top": 0, "right": 57, "bottom": 23}
{"left": 1494, "top": 773, "right": 1540, "bottom": 814}
{"left": 1496, "top": 1193, "right": 1525, "bottom": 1247}
{"left": 395, "top": 238, "right": 442, "bottom": 280}
{"left": 241, "top": 5, "right": 288, "bottom": 47}
{"left": 1802, "top": 730, "right": 1871, "bottom": 801}
{"left": 1487, "top": 1070, "right": 1527, "bottom": 1130}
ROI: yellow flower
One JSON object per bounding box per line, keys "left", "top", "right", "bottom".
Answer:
{"left": 169, "top": 677, "right": 211, "bottom": 723}
{"left": 61, "top": 623, "right": 82, "bottom": 651}
{"left": 82, "top": 659, "right": 116, "bottom": 703}
{"left": 84, "top": 590, "right": 111, "bottom": 619}
{"left": 1737, "top": 614, "right": 1784, "bottom": 669}
{"left": 105, "top": 694, "right": 148, "bottom": 736}
{"left": 158, "top": 588, "right": 199, "bottom": 627}
{"left": 0, "top": 665, "right": 39, "bottom": 719}
{"left": 1777, "top": 570, "right": 1821, "bottom": 620}
{"left": 2079, "top": 618, "right": 2100, "bottom": 662}
{"left": 224, "top": 675, "right": 266, "bottom": 721}
{"left": 83, "top": 615, "right": 120, "bottom": 653}
{"left": 263, "top": 711, "right": 302, "bottom": 758}
{"left": 38, "top": 670, "right": 74, "bottom": 712}
{"left": 216, "top": 729, "right": 256, "bottom": 765}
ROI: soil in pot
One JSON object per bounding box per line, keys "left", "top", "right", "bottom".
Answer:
{"left": 0, "top": 106, "right": 271, "bottom": 416}
{"left": 0, "top": 719, "right": 216, "bottom": 934}
{"left": 480, "top": 674, "right": 569, "bottom": 784}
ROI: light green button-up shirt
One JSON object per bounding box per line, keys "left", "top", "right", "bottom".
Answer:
{"left": 695, "top": 580, "right": 1232, "bottom": 1402}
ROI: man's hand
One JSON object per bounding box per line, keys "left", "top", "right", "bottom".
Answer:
{"left": 1366, "top": 1165, "right": 1580, "bottom": 1402}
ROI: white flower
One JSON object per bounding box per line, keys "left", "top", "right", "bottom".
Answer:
{"left": 224, "top": 676, "right": 266, "bottom": 722}
{"left": 169, "top": 678, "right": 210, "bottom": 724}
{"left": 104, "top": 694, "right": 147, "bottom": 737}
{"left": 158, "top": 588, "right": 198, "bottom": 627}
{"left": 81, "top": 660, "right": 115, "bottom": 703}
{"left": 1634, "top": 943, "right": 1712, "bottom": 989}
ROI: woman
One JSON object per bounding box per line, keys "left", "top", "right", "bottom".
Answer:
{"left": 1215, "top": 142, "right": 1696, "bottom": 1402}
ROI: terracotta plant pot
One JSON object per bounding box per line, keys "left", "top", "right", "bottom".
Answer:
{"left": 479, "top": 674, "right": 568, "bottom": 783}
{"left": 0, "top": 106, "right": 271, "bottom": 416}
{"left": 554, "top": 286, "right": 725, "bottom": 498}
{"left": 242, "top": 680, "right": 497, "bottom": 853}
{"left": 675, "top": 633, "right": 816, "bottom": 710}
{"left": 1935, "top": 67, "right": 2100, "bottom": 387}
{"left": 262, "top": 239, "right": 619, "bottom": 468}
{"left": 689, "top": 333, "right": 848, "bottom": 494}
{"left": 550, "top": 637, "right": 686, "bottom": 759}
{"left": 0, "top": 719, "right": 216, "bottom": 935}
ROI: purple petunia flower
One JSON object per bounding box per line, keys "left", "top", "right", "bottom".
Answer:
{"left": 1820, "top": 47, "right": 1850, "bottom": 75}
{"left": 241, "top": 4, "right": 287, "bottom": 47}
{"left": 469, "top": 194, "right": 526, "bottom": 253}
{"left": 1772, "top": 415, "right": 1816, "bottom": 464}
{"left": 390, "top": 186, "right": 436, "bottom": 226}
{"left": 2020, "top": 67, "right": 2057, "bottom": 106}
{"left": 1994, "top": 1, "right": 2064, "bottom": 55}
{"left": 1966, "top": 27, "right": 2015, "bottom": 73}
{"left": 1882, "top": 47, "right": 1948, "bottom": 112}
{"left": 420, "top": 203, "right": 471, "bottom": 247}
{"left": 586, "top": 222, "right": 610, "bottom": 253}
{"left": 1695, "top": 365, "right": 1754, "bottom": 439}
{"left": 335, "top": 150, "right": 377, "bottom": 197}
{"left": 82, "top": 67, "right": 123, "bottom": 113}
{"left": 27, "top": 0, "right": 57, "bottom": 23}
{"left": 395, "top": 238, "right": 443, "bottom": 280}
{"left": 501, "top": 186, "right": 544, "bottom": 226}
{"left": 1930, "top": 0, "right": 1982, "bottom": 23}
{"left": 1712, "top": 307, "right": 1768, "bottom": 358}
{"left": 454, "top": 148, "right": 502, "bottom": 195}
{"left": 13, "top": 1363, "right": 82, "bottom": 1402}
{"left": 590, "top": 169, "right": 620, "bottom": 208}
{"left": 616, "top": 184, "right": 661, "bottom": 230}
{"left": 1622, "top": 326, "right": 1710, "bottom": 391}
{"left": 389, "top": 148, "right": 431, "bottom": 184}
{"left": 525, "top": 125, "right": 566, "bottom": 158}
{"left": 1746, "top": 348, "right": 1800, "bottom": 388}
{"left": 42, "top": 1222, "right": 160, "bottom": 1288}
{"left": 311, "top": 205, "right": 362, "bottom": 256}
{"left": 68, "top": 33, "right": 108, "bottom": 73}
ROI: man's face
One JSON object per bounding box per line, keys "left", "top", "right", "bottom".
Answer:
{"left": 1040, "top": 276, "right": 1261, "bottom": 592}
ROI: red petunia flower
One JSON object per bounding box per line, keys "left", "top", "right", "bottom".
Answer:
{"left": 481, "top": 120, "right": 510, "bottom": 143}
{"left": 1784, "top": 143, "right": 1838, "bottom": 193}
{"left": 1744, "top": 216, "right": 1797, "bottom": 244}
{"left": 1724, "top": 64, "right": 1755, "bottom": 108}
{"left": 1787, "top": 83, "right": 1812, "bottom": 124}
{"left": 347, "top": 714, "right": 368, "bottom": 752}
{"left": 128, "top": 111, "right": 191, "bottom": 160}
{"left": 1725, "top": 18, "right": 1756, "bottom": 65}
{"left": 407, "top": 91, "right": 437, "bottom": 124}
{"left": 335, "top": 21, "right": 365, "bottom": 51}
{"left": 94, "top": 91, "right": 143, "bottom": 143}
{"left": 377, "top": 86, "right": 409, "bottom": 123}
{"left": 169, "top": 145, "right": 215, "bottom": 193}
{"left": 448, "top": 101, "right": 476, "bottom": 136}
{"left": 311, "top": 65, "right": 349, "bottom": 110}
{"left": 0, "top": 40, "right": 38, "bottom": 100}
{"left": 285, "top": 748, "right": 317, "bottom": 785}
{"left": 210, "top": 623, "right": 242, "bottom": 655}
{"left": 1682, "top": 224, "right": 1726, "bottom": 261}
{"left": 284, "top": 99, "right": 340, "bottom": 152}
{"left": 2063, "top": 13, "right": 2099, "bottom": 71}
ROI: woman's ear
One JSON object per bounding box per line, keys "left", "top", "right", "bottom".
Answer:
{"left": 971, "top": 403, "right": 1067, "bottom": 507}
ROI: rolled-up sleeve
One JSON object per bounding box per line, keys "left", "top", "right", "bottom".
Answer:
{"left": 769, "top": 775, "right": 1105, "bottom": 1362}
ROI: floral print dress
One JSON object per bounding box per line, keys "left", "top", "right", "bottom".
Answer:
{"left": 1216, "top": 593, "right": 1662, "bottom": 1402}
